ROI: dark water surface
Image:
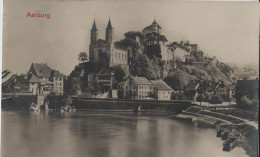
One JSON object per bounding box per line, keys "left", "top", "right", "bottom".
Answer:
{"left": 1, "top": 111, "right": 248, "bottom": 157}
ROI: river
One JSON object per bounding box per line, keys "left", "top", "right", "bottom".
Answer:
{"left": 1, "top": 111, "right": 248, "bottom": 157}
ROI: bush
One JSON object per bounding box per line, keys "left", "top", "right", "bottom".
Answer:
{"left": 210, "top": 96, "right": 223, "bottom": 104}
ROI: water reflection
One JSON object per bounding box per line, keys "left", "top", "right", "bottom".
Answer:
{"left": 1, "top": 111, "right": 248, "bottom": 157}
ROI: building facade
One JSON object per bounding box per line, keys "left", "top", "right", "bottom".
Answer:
{"left": 27, "top": 63, "right": 64, "bottom": 95}
{"left": 118, "top": 77, "right": 154, "bottom": 100}
{"left": 89, "top": 19, "right": 129, "bottom": 68}
{"left": 206, "top": 82, "right": 232, "bottom": 101}
{"left": 142, "top": 20, "right": 174, "bottom": 63}
{"left": 150, "top": 80, "right": 173, "bottom": 100}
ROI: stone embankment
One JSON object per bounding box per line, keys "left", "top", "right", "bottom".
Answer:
{"left": 172, "top": 106, "right": 258, "bottom": 157}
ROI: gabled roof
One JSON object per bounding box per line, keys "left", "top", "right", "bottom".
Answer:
{"left": 97, "top": 67, "right": 113, "bottom": 75}
{"left": 206, "top": 83, "right": 219, "bottom": 92}
{"left": 29, "top": 74, "right": 41, "bottom": 83}
{"left": 32, "top": 63, "right": 52, "bottom": 77}
{"left": 151, "top": 80, "right": 172, "bottom": 90}
{"left": 186, "top": 81, "right": 199, "bottom": 91}
{"left": 129, "top": 77, "right": 152, "bottom": 85}
{"left": 2, "top": 70, "right": 17, "bottom": 86}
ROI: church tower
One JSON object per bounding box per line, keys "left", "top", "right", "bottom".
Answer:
{"left": 90, "top": 19, "right": 98, "bottom": 45}
{"left": 105, "top": 18, "right": 114, "bottom": 44}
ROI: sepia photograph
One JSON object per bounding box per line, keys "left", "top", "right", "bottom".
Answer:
{"left": 1, "top": 0, "right": 259, "bottom": 157}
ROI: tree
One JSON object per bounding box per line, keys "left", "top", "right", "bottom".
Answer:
{"left": 78, "top": 52, "right": 88, "bottom": 63}
{"left": 71, "top": 77, "right": 81, "bottom": 96}
{"left": 88, "top": 82, "right": 101, "bottom": 98}
{"left": 111, "top": 66, "right": 126, "bottom": 82}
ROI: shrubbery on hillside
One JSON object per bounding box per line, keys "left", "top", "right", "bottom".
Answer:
{"left": 163, "top": 70, "right": 197, "bottom": 90}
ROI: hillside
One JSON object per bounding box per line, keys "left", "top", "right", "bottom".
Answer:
{"left": 115, "top": 32, "right": 235, "bottom": 90}
{"left": 66, "top": 31, "right": 236, "bottom": 94}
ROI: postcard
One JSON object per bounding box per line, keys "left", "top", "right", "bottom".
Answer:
{"left": 1, "top": 0, "right": 259, "bottom": 157}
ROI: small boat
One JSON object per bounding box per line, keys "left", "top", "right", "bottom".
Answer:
{"left": 223, "top": 134, "right": 241, "bottom": 151}
{"left": 133, "top": 105, "right": 147, "bottom": 112}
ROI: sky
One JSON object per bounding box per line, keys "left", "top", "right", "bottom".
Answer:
{"left": 2, "top": 0, "right": 259, "bottom": 75}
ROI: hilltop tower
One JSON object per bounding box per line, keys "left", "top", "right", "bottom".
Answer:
{"left": 105, "top": 18, "right": 114, "bottom": 44}
{"left": 90, "top": 19, "right": 98, "bottom": 45}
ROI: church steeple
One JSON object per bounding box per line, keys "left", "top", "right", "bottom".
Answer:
{"left": 106, "top": 17, "right": 114, "bottom": 44}
{"left": 90, "top": 19, "right": 98, "bottom": 44}
{"left": 91, "top": 19, "right": 98, "bottom": 31}
{"left": 106, "top": 17, "right": 113, "bottom": 29}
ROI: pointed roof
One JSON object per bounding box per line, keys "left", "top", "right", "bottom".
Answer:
{"left": 151, "top": 19, "right": 161, "bottom": 29}
{"left": 91, "top": 19, "right": 98, "bottom": 31}
{"left": 142, "top": 19, "right": 162, "bottom": 32}
{"left": 152, "top": 19, "right": 158, "bottom": 25}
{"left": 106, "top": 18, "right": 113, "bottom": 29}
{"left": 29, "top": 74, "right": 41, "bottom": 83}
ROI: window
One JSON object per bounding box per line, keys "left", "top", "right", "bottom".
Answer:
{"left": 59, "top": 78, "right": 62, "bottom": 81}
{"left": 115, "top": 53, "right": 117, "bottom": 58}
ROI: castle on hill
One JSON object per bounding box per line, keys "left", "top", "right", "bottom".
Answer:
{"left": 142, "top": 19, "right": 174, "bottom": 63}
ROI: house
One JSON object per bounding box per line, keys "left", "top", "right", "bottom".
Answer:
{"left": 27, "top": 63, "right": 64, "bottom": 95}
{"left": 118, "top": 76, "right": 154, "bottom": 100}
{"left": 150, "top": 80, "right": 173, "bottom": 100}
{"left": 96, "top": 68, "right": 114, "bottom": 90}
{"left": 235, "top": 79, "right": 259, "bottom": 106}
{"left": 184, "top": 80, "right": 200, "bottom": 101}
{"left": 206, "top": 81, "right": 232, "bottom": 101}
{"left": 2, "top": 70, "right": 29, "bottom": 94}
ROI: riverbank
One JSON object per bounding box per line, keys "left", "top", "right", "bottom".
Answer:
{"left": 1, "top": 96, "right": 192, "bottom": 113}
{"left": 171, "top": 106, "right": 258, "bottom": 157}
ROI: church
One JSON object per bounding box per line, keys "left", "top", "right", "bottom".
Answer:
{"left": 88, "top": 18, "right": 129, "bottom": 89}
{"left": 89, "top": 18, "right": 129, "bottom": 67}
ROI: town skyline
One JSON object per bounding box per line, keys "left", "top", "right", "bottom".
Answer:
{"left": 2, "top": 0, "right": 259, "bottom": 75}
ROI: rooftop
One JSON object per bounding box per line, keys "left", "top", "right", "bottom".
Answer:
{"left": 151, "top": 80, "right": 172, "bottom": 90}
{"left": 32, "top": 63, "right": 53, "bottom": 78}
{"left": 130, "top": 77, "right": 152, "bottom": 85}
